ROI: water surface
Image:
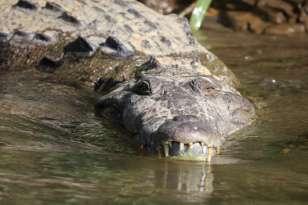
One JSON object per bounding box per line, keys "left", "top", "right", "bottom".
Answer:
{"left": 0, "top": 20, "right": 308, "bottom": 205}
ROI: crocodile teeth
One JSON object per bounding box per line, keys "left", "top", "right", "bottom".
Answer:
{"left": 162, "top": 142, "right": 169, "bottom": 157}
{"left": 200, "top": 142, "right": 207, "bottom": 154}
{"left": 179, "top": 142, "right": 185, "bottom": 152}
{"left": 207, "top": 147, "right": 216, "bottom": 163}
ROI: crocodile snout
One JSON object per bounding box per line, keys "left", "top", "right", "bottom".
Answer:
{"left": 154, "top": 115, "right": 224, "bottom": 161}
{"left": 95, "top": 74, "right": 255, "bottom": 161}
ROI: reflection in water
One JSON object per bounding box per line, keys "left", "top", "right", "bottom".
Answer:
{"left": 0, "top": 145, "right": 214, "bottom": 204}
{"left": 0, "top": 99, "right": 214, "bottom": 204}
{"left": 155, "top": 161, "right": 213, "bottom": 194}
{"left": 1, "top": 19, "right": 308, "bottom": 205}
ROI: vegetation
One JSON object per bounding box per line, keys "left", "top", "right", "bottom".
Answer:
{"left": 190, "top": 0, "right": 212, "bottom": 31}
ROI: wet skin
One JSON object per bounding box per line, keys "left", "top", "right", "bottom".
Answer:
{"left": 96, "top": 73, "right": 255, "bottom": 161}
{"left": 0, "top": 0, "right": 255, "bottom": 161}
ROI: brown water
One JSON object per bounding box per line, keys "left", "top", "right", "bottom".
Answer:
{"left": 0, "top": 20, "right": 308, "bottom": 205}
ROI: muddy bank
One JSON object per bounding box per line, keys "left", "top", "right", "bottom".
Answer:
{"left": 140, "top": 0, "right": 308, "bottom": 35}
{"left": 215, "top": 0, "right": 308, "bottom": 35}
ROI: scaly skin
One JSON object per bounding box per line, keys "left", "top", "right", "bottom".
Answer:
{"left": 96, "top": 64, "right": 255, "bottom": 161}
{"left": 0, "top": 0, "right": 255, "bottom": 161}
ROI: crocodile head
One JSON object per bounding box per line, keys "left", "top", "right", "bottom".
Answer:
{"left": 95, "top": 73, "right": 255, "bottom": 161}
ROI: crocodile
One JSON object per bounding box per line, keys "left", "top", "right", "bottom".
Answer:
{"left": 0, "top": 0, "right": 255, "bottom": 161}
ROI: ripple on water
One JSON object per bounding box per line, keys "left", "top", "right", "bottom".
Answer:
{"left": 1, "top": 20, "right": 308, "bottom": 204}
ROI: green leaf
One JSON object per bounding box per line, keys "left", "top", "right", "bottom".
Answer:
{"left": 190, "top": 0, "right": 212, "bottom": 31}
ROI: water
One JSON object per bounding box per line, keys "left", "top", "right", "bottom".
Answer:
{"left": 0, "top": 20, "right": 308, "bottom": 204}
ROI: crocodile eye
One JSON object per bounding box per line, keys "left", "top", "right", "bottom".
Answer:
{"left": 133, "top": 80, "right": 152, "bottom": 95}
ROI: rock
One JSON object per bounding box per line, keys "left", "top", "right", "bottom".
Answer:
{"left": 220, "top": 11, "right": 268, "bottom": 34}
{"left": 213, "top": 0, "right": 308, "bottom": 35}
{"left": 264, "top": 8, "right": 286, "bottom": 24}
{"left": 299, "top": 10, "right": 308, "bottom": 31}
{"left": 257, "top": 0, "right": 295, "bottom": 18}
{"left": 242, "top": 0, "right": 258, "bottom": 6}
{"left": 138, "top": 0, "right": 178, "bottom": 14}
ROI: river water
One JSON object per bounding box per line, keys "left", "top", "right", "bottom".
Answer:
{"left": 0, "top": 20, "right": 307, "bottom": 205}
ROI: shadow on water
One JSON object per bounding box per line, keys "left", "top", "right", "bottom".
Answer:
{"left": 0, "top": 18, "right": 308, "bottom": 204}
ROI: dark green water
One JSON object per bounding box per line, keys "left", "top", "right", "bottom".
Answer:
{"left": 0, "top": 21, "right": 308, "bottom": 204}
